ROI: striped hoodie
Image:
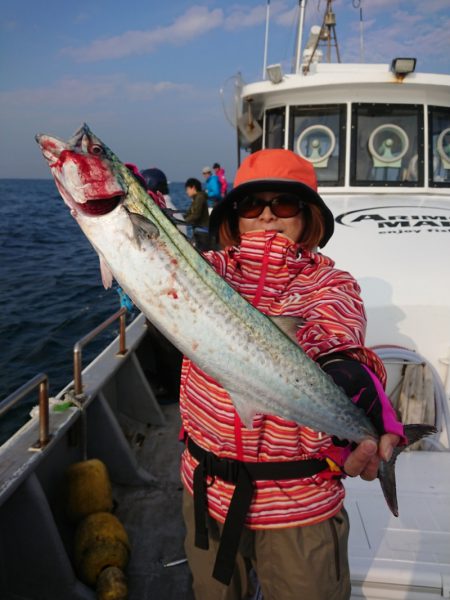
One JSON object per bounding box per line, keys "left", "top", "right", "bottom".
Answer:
{"left": 180, "top": 230, "right": 386, "bottom": 529}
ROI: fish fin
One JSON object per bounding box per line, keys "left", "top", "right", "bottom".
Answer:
{"left": 99, "top": 256, "right": 113, "bottom": 289}
{"left": 230, "top": 396, "right": 257, "bottom": 430}
{"left": 270, "top": 316, "right": 304, "bottom": 344}
{"left": 127, "top": 210, "right": 160, "bottom": 239}
{"left": 378, "top": 423, "right": 437, "bottom": 517}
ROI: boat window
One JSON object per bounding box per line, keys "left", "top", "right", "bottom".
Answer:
{"left": 288, "top": 105, "right": 345, "bottom": 185}
{"left": 429, "top": 106, "right": 450, "bottom": 186}
{"left": 265, "top": 107, "right": 285, "bottom": 149}
{"left": 351, "top": 104, "right": 423, "bottom": 186}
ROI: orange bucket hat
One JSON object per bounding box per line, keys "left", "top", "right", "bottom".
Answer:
{"left": 209, "top": 149, "right": 334, "bottom": 247}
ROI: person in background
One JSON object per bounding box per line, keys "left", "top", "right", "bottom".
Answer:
{"left": 141, "top": 166, "right": 187, "bottom": 234}
{"left": 184, "top": 178, "right": 210, "bottom": 251}
{"left": 141, "top": 167, "right": 173, "bottom": 209}
{"left": 180, "top": 149, "right": 404, "bottom": 600}
{"left": 201, "top": 166, "right": 221, "bottom": 210}
{"left": 125, "top": 163, "right": 166, "bottom": 210}
{"left": 213, "top": 162, "right": 228, "bottom": 198}
{"left": 184, "top": 178, "right": 210, "bottom": 227}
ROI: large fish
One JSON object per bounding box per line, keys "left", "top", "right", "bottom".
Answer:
{"left": 36, "top": 124, "right": 435, "bottom": 516}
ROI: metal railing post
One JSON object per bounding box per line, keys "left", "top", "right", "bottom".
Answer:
{"left": 118, "top": 310, "right": 127, "bottom": 356}
{"left": 72, "top": 307, "right": 128, "bottom": 397}
{"left": 38, "top": 378, "right": 50, "bottom": 447}
{"left": 1, "top": 308, "right": 131, "bottom": 451}
{"left": 0, "top": 373, "right": 50, "bottom": 450}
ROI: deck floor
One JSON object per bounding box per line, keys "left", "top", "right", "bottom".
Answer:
{"left": 112, "top": 402, "right": 195, "bottom": 600}
{"left": 111, "top": 395, "right": 450, "bottom": 600}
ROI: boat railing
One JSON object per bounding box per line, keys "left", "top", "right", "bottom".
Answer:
{"left": 73, "top": 307, "right": 128, "bottom": 396}
{"left": 0, "top": 308, "right": 131, "bottom": 453}
{"left": 0, "top": 372, "right": 50, "bottom": 450}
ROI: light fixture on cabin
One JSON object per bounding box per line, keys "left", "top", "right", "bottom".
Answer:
{"left": 391, "top": 57, "right": 417, "bottom": 76}
{"left": 266, "top": 63, "right": 284, "bottom": 84}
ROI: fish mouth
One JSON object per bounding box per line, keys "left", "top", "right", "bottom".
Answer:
{"left": 78, "top": 195, "right": 124, "bottom": 216}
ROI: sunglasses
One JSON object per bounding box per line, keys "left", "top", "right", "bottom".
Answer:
{"left": 236, "top": 194, "right": 305, "bottom": 219}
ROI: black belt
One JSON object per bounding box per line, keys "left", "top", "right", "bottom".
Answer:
{"left": 187, "top": 437, "right": 327, "bottom": 585}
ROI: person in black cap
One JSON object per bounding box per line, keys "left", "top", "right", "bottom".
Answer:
{"left": 179, "top": 149, "right": 404, "bottom": 600}
{"left": 141, "top": 167, "right": 171, "bottom": 204}
{"left": 141, "top": 167, "right": 186, "bottom": 234}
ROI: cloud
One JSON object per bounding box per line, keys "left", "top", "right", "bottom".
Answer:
{"left": 224, "top": 5, "right": 268, "bottom": 30}
{"left": 62, "top": 6, "right": 223, "bottom": 62}
{"left": 362, "top": 0, "right": 449, "bottom": 14}
{"left": 73, "top": 12, "right": 91, "bottom": 25}
{"left": 125, "top": 80, "right": 192, "bottom": 101}
{"left": 371, "top": 3, "right": 449, "bottom": 70}
{"left": 62, "top": 1, "right": 298, "bottom": 62}
{"left": 309, "top": 0, "right": 450, "bottom": 58}
{"left": 0, "top": 75, "right": 193, "bottom": 110}
{"left": 223, "top": 1, "right": 297, "bottom": 30}
{"left": 275, "top": 6, "right": 300, "bottom": 27}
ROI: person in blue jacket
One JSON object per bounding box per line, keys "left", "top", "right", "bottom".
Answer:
{"left": 201, "top": 166, "right": 221, "bottom": 209}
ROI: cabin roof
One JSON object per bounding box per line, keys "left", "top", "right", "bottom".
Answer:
{"left": 242, "top": 64, "right": 450, "bottom": 104}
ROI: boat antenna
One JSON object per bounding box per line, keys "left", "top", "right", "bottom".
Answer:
{"left": 294, "top": 0, "right": 307, "bottom": 74}
{"left": 353, "top": 0, "right": 365, "bottom": 62}
{"left": 262, "top": 0, "right": 271, "bottom": 79}
{"left": 304, "top": 0, "right": 341, "bottom": 73}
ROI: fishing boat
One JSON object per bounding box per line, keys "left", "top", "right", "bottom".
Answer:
{"left": 1, "top": 2, "right": 449, "bottom": 599}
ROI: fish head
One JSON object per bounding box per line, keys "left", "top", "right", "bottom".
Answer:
{"left": 35, "top": 123, "right": 128, "bottom": 219}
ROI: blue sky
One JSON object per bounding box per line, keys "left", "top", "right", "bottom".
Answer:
{"left": 1, "top": 0, "right": 449, "bottom": 182}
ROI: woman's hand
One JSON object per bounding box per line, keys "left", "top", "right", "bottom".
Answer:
{"left": 343, "top": 433, "right": 400, "bottom": 480}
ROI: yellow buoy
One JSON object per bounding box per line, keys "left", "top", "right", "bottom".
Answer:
{"left": 75, "top": 512, "right": 130, "bottom": 558}
{"left": 77, "top": 540, "right": 129, "bottom": 587}
{"left": 74, "top": 512, "right": 130, "bottom": 586}
{"left": 66, "top": 459, "right": 113, "bottom": 522}
{"left": 96, "top": 566, "right": 128, "bottom": 600}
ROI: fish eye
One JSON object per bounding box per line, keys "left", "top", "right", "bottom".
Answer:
{"left": 90, "top": 144, "right": 103, "bottom": 156}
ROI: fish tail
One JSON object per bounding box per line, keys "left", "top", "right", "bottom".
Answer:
{"left": 378, "top": 423, "right": 437, "bottom": 517}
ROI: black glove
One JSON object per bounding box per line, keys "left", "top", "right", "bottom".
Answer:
{"left": 319, "top": 355, "right": 403, "bottom": 439}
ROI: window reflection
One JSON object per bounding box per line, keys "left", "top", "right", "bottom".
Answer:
{"left": 288, "top": 105, "right": 345, "bottom": 185}
{"left": 351, "top": 104, "right": 423, "bottom": 186}
{"left": 261, "top": 103, "right": 450, "bottom": 189}
{"left": 429, "top": 107, "right": 450, "bottom": 185}
{"left": 265, "top": 108, "right": 285, "bottom": 149}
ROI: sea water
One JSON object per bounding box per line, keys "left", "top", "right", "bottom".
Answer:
{"left": 0, "top": 178, "right": 190, "bottom": 444}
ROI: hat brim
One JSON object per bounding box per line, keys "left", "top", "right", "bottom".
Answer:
{"left": 209, "top": 178, "right": 335, "bottom": 247}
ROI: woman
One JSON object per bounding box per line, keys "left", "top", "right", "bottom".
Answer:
{"left": 179, "top": 149, "right": 404, "bottom": 600}
{"left": 213, "top": 162, "right": 228, "bottom": 198}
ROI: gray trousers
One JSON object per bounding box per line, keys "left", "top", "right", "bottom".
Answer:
{"left": 183, "top": 489, "right": 351, "bottom": 600}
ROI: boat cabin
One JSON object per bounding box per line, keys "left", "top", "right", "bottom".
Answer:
{"left": 238, "top": 63, "right": 450, "bottom": 193}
